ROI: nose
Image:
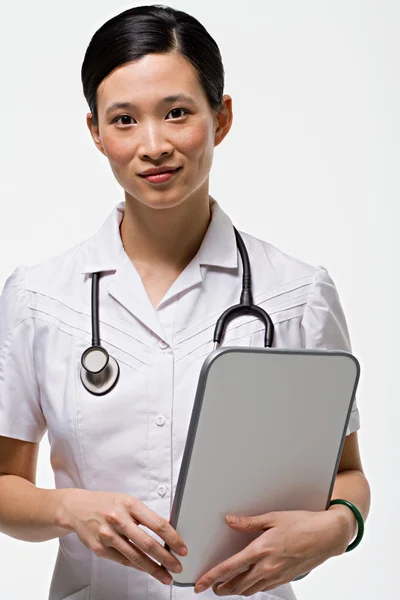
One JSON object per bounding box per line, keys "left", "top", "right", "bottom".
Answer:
{"left": 138, "top": 121, "right": 174, "bottom": 160}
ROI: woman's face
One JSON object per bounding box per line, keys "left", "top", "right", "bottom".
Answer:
{"left": 87, "top": 52, "right": 232, "bottom": 210}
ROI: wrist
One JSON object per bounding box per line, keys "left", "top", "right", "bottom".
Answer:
{"left": 52, "top": 487, "right": 83, "bottom": 534}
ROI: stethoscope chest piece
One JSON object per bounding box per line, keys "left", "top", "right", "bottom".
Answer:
{"left": 80, "top": 349, "right": 120, "bottom": 396}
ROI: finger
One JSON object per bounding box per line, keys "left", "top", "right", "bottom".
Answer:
{"left": 108, "top": 535, "right": 174, "bottom": 585}
{"left": 226, "top": 513, "right": 277, "bottom": 531}
{"left": 195, "top": 535, "right": 265, "bottom": 591}
{"left": 119, "top": 522, "right": 183, "bottom": 574}
{"left": 105, "top": 506, "right": 184, "bottom": 572}
{"left": 195, "top": 549, "right": 255, "bottom": 593}
{"left": 127, "top": 499, "right": 188, "bottom": 556}
{"left": 212, "top": 564, "right": 262, "bottom": 596}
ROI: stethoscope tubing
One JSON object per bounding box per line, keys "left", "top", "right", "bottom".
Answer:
{"left": 91, "top": 272, "right": 101, "bottom": 347}
{"left": 81, "top": 227, "right": 274, "bottom": 395}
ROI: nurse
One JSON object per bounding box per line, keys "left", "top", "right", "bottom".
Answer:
{"left": 0, "top": 4, "right": 370, "bottom": 600}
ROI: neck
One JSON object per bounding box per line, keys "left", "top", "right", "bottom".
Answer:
{"left": 120, "top": 189, "right": 212, "bottom": 275}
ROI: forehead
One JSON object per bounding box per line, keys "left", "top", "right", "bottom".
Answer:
{"left": 97, "top": 53, "right": 207, "bottom": 109}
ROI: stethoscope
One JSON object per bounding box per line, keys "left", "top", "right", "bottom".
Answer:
{"left": 80, "top": 227, "right": 275, "bottom": 396}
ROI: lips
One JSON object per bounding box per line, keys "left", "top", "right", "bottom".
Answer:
{"left": 138, "top": 168, "right": 181, "bottom": 184}
{"left": 139, "top": 168, "right": 180, "bottom": 177}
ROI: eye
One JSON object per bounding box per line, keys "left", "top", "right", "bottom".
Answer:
{"left": 166, "top": 108, "right": 189, "bottom": 119}
{"left": 113, "top": 115, "right": 135, "bottom": 126}
{"left": 112, "top": 108, "right": 189, "bottom": 127}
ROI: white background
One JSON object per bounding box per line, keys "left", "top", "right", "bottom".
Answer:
{"left": 0, "top": 0, "right": 398, "bottom": 598}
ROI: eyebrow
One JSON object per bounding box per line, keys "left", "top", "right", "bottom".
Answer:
{"left": 105, "top": 94, "right": 197, "bottom": 115}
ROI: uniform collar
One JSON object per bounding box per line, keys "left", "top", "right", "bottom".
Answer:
{"left": 80, "top": 195, "right": 238, "bottom": 274}
{"left": 79, "top": 196, "right": 238, "bottom": 342}
{"left": 198, "top": 196, "right": 238, "bottom": 268}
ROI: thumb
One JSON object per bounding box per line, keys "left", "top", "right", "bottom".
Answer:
{"left": 225, "top": 513, "right": 274, "bottom": 531}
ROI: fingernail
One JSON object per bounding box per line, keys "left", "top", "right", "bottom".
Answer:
{"left": 162, "top": 575, "right": 173, "bottom": 585}
{"left": 195, "top": 584, "right": 205, "bottom": 593}
{"left": 171, "top": 563, "right": 182, "bottom": 573}
{"left": 226, "top": 515, "right": 238, "bottom": 524}
{"left": 178, "top": 546, "right": 188, "bottom": 556}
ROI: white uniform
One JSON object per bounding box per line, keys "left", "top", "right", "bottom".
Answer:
{"left": 0, "top": 196, "right": 360, "bottom": 600}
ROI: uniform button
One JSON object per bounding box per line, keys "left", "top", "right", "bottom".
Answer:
{"left": 156, "top": 415, "right": 167, "bottom": 427}
{"left": 158, "top": 484, "right": 167, "bottom": 497}
{"left": 159, "top": 340, "right": 169, "bottom": 350}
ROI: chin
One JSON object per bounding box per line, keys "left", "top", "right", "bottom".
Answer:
{"left": 126, "top": 176, "right": 194, "bottom": 207}
{"left": 127, "top": 190, "right": 190, "bottom": 211}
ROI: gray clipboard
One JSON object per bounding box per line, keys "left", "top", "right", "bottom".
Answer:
{"left": 165, "top": 347, "right": 360, "bottom": 586}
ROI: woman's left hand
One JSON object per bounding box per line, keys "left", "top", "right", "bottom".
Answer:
{"left": 194, "top": 508, "right": 352, "bottom": 596}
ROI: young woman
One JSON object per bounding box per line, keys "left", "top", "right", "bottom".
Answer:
{"left": 0, "top": 5, "right": 370, "bottom": 600}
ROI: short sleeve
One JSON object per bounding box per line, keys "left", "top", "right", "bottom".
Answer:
{"left": 0, "top": 265, "right": 47, "bottom": 442}
{"left": 300, "top": 265, "right": 360, "bottom": 436}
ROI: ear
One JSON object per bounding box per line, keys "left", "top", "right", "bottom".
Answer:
{"left": 214, "top": 94, "right": 233, "bottom": 148}
{"left": 86, "top": 112, "right": 107, "bottom": 157}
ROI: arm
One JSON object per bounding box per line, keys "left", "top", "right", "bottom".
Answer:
{"left": 327, "top": 431, "right": 371, "bottom": 548}
{"left": 0, "top": 435, "right": 71, "bottom": 542}
{"left": 299, "top": 266, "right": 370, "bottom": 549}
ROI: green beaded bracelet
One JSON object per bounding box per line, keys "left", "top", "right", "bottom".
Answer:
{"left": 329, "top": 499, "right": 364, "bottom": 552}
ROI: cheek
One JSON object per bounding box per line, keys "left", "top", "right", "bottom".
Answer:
{"left": 178, "top": 121, "right": 213, "bottom": 157}
{"left": 101, "top": 135, "right": 132, "bottom": 165}
{"left": 100, "top": 136, "right": 134, "bottom": 190}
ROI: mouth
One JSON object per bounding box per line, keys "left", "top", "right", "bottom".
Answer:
{"left": 138, "top": 167, "right": 181, "bottom": 184}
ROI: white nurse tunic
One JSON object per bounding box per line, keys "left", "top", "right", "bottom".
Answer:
{"left": 0, "top": 196, "right": 360, "bottom": 600}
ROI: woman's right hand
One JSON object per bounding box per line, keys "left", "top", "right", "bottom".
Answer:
{"left": 56, "top": 488, "right": 188, "bottom": 585}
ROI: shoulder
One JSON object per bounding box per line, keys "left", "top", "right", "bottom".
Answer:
{"left": 0, "top": 237, "right": 92, "bottom": 331}
{"left": 237, "top": 230, "right": 348, "bottom": 339}
{"left": 238, "top": 230, "right": 352, "bottom": 352}
{"left": 0, "top": 264, "right": 31, "bottom": 343}
{"left": 21, "top": 236, "right": 92, "bottom": 307}
{"left": 24, "top": 238, "right": 88, "bottom": 291}
{"left": 237, "top": 228, "right": 329, "bottom": 298}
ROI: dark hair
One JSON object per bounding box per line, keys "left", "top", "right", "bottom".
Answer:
{"left": 81, "top": 4, "right": 225, "bottom": 127}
